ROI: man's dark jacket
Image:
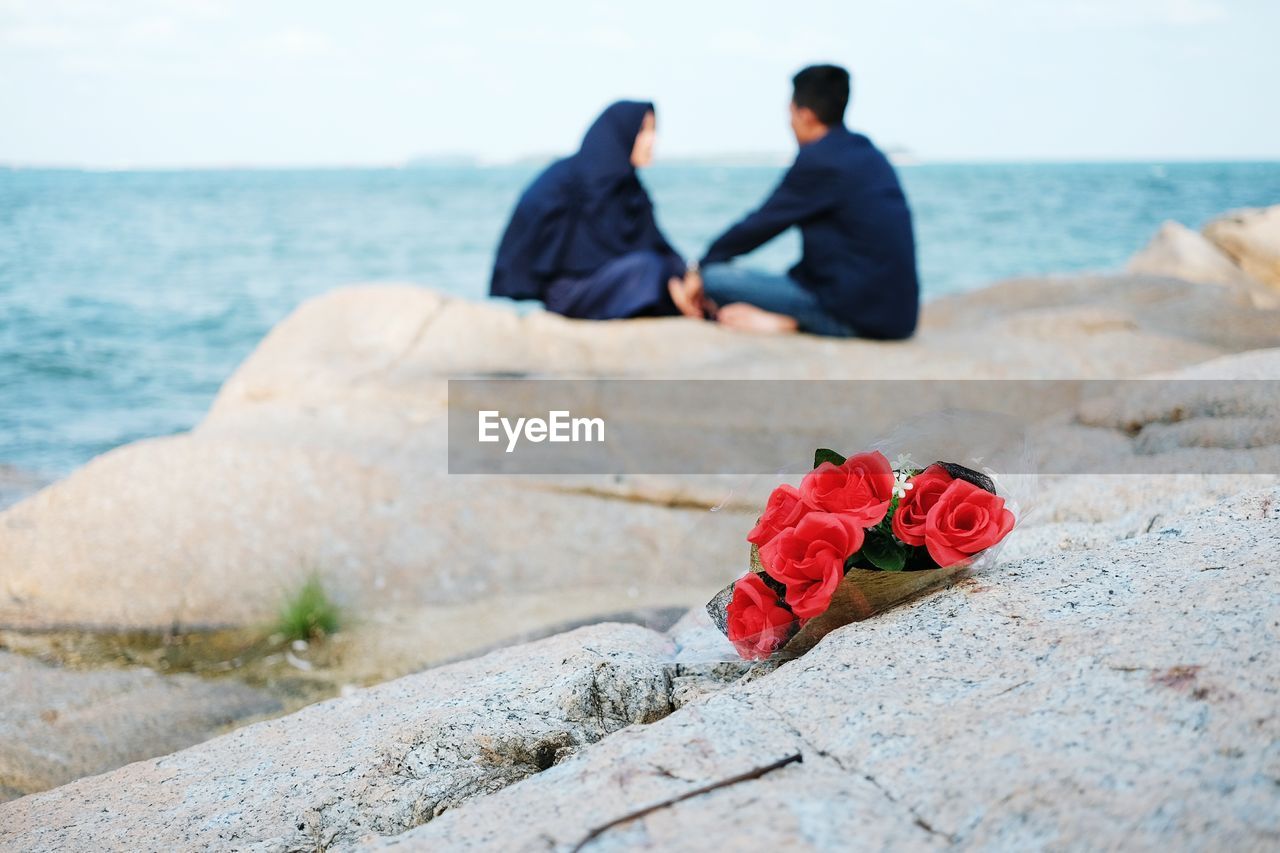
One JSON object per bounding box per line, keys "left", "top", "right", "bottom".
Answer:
{"left": 701, "top": 125, "right": 919, "bottom": 339}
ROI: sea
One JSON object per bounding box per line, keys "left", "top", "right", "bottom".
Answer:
{"left": 2, "top": 161, "right": 1278, "bottom": 486}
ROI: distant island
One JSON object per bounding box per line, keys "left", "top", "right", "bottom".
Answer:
{"left": 404, "top": 145, "right": 920, "bottom": 170}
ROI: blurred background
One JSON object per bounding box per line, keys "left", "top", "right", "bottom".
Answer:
{"left": 3, "top": 0, "right": 1279, "bottom": 481}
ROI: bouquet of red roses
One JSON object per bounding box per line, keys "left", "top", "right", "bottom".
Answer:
{"left": 707, "top": 448, "right": 1018, "bottom": 660}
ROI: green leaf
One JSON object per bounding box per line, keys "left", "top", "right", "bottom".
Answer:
{"left": 813, "top": 448, "right": 847, "bottom": 469}
{"left": 750, "top": 542, "right": 764, "bottom": 574}
{"left": 859, "top": 528, "right": 907, "bottom": 572}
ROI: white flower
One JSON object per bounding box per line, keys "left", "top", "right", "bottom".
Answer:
{"left": 892, "top": 469, "right": 915, "bottom": 499}
{"left": 891, "top": 452, "right": 915, "bottom": 471}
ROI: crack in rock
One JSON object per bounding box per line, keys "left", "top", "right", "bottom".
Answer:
{"left": 0, "top": 624, "right": 722, "bottom": 852}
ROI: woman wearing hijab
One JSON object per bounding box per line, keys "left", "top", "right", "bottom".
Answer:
{"left": 490, "top": 101, "right": 689, "bottom": 319}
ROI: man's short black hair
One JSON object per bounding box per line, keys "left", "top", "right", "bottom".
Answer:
{"left": 792, "top": 64, "right": 851, "bottom": 126}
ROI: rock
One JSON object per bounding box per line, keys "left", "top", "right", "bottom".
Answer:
{"left": 1000, "top": 347, "right": 1280, "bottom": 558}
{"left": 921, "top": 273, "right": 1279, "bottom": 355}
{"left": 1159, "top": 345, "right": 1280, "bottom": 380}
{"left": 4, "top": 472, "right": 1277, "bottom": 850}
{"left": 0, "top": 651, "right": 280, "bottom": 801}
{"left": 997, "top": 472, "right": 1276, "bottom": 563}
{"left": 358, "top": 485, "right": 1280, "bottom": 851}
{"left": 1127, "top": 220, "right": 1255, "bottom": 287}
{"left": 1125, "top": 221, "right": 1278, "bottom": 309}
{"left": 3, "top": 482, "right": 1277, "bottom": 848}
{"left": 1030, "top": 348, "right": 1280, "bottom": 492}
{"left": 4, "top": 275, "right": 1279, "bottom": 635}
{"left": 0, "top": 623, "right": 707, "bottom": 850}
{"left": 1204, "top": 205, "right": 1280, "bottom": 291}
{"left": 0, "top": 434, "right": 743, "bottom": 631}
{"left": 1, "top": 210, "right": 1277, "bottom": 842}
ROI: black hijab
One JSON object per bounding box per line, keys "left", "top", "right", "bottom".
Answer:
{"left": 490, "top": 100, "right": 680, "bottom": 300}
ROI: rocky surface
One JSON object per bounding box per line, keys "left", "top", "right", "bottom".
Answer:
{"left": 2, "top": 214, "right": 1279, "bottom": 835}
{"left": 1127, "top": 220, "right": 1278, "bottom": 308}
{"left": 1204, "top": 205, "right": 1280, "bottom": 290}
{"left": 360, "top": 485, "right": 1280, "bottom": 852}
{"left": 0, "top": 651, "right": 280, "bottom": 802}
{"left": 3, "top": 271, "right": 1278, "bottom": 634}
{"left": 1126, "top": 204, "right": 1280, "bottom": 308}
{"left": 1128, "top": 219, "right": 1257, "bottom": 286}
{"left": 0, "top": 624, "right": 697, "bottom": 850}
{"left": 3, "top": 483, "right": 1275, "bottom": 850}
{"left": 5, "top": 340, "right": 1280, "bottom": 836}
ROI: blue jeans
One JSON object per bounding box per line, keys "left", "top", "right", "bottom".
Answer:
{"left": 701, "top": 263, "right": 855, "bottom": 338}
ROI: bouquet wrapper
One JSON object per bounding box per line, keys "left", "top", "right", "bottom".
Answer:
{"left": 701, "top": 414, "right": 1038, "bottom": 662}
{"left": 706, "top": 561, "right": 970, "bottom": 660}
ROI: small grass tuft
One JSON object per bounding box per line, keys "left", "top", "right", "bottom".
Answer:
{"left": 276, "top": 576, "right": 341, "bottom": 642}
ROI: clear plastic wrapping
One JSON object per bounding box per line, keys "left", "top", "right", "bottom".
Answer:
{"left": 698, "top": 411, "right": 1039, "bottom": 662}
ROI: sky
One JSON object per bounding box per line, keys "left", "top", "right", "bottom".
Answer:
{"left": 1, "top": 0, "right": 1277, "bottom": 168}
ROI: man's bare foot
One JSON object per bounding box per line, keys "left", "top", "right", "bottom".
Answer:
{"left": 668, "top": 273, "right": 706, "bottom": 319}
{"left": 715, "top": 302, "right": 799, "bottom": 334}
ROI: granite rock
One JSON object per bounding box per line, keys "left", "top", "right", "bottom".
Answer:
{"left": 3, "top": 484, "right": 1276, "bottom": 850}
{"left": 0, "top": 624, "right": 688, "bottom": 850}
{"left": 1204, "top": 205, "right": 1280, "bottom": 291}
{"left": 1127, "top": 220, "right": 1256, "bottom": 288}
{"left": 0, "top": 652, "right": 280, "bottom": 802}
{"left": 361, "top": 486, "right": 1280, "bottom": 851}
{"left": 4, "top": 275, "right": 1279, "bottom": 633}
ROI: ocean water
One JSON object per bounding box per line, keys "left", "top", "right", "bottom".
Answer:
{"left": 2, "top": 161, "right": 1278, "bottom": 481}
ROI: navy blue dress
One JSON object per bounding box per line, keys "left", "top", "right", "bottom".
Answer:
{"left": 490, "top": 101, "right": 686, "bottom": 319}
{"left": 701, "top": 125, "right": 919, "bottom": 340}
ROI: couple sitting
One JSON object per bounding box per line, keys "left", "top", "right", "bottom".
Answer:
{"left": 490, "top": 65, "right": 918, "bottom": 339}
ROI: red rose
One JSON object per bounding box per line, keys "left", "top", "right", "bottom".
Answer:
{"left": 760, "top": 512, "right": 863, "bottom": 619}
{"left": 800, "top": 451, "right": 895, "bottom": 529}
{"left": 725, "top": 572, "right": 797, "bottom": 660}
{"left": 891, "top": 464, "right": 955, "bottom": 546}
{"left": 924, "top": 479, "right": 1016, "bottom": 566}
{"left": 747, "top": 484, "right": 808, "bottom": 546}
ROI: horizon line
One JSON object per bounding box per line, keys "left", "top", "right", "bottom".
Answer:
{"left": 4, "top": 154, "right": 1280, "bottom": 173}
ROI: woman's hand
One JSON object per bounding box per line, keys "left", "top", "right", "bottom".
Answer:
{"left": 668, "top": 270, "right": 709, "bottom": 319}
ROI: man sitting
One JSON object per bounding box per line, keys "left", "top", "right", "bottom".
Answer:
{"left": 671, "top": 64, "right": 920, "bottom": 339}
